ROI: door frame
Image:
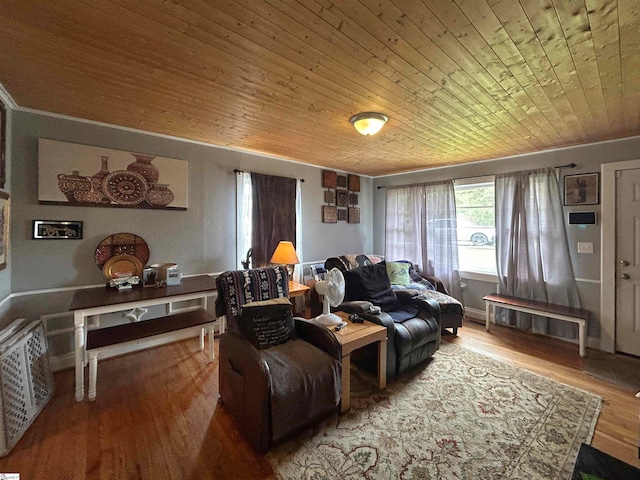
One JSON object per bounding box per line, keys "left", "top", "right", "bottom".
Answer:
{"left": 600, "top": 159, "right": 640, "bottom": 353}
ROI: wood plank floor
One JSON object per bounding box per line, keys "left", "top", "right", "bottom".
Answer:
{"left": 0, "top": 320, "right": 638, "bottom": 479}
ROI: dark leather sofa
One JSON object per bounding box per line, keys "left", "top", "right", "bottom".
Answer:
{"left": 324, "top": 256, "right": 441, "bottom": 380}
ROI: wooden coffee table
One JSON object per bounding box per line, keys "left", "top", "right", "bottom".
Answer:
{"left": 329, "top": 312, "right": 387, "bottom": 413}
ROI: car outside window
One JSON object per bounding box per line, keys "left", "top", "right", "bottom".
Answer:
{"left": 454, "top": 179, "right": 496, "bottom": 275}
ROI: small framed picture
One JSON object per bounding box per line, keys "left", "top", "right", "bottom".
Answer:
{"left": 322, "top": 170, "right": 337, "bottom": 189}
{"left": 33, "top": 220, "right": 83, "bottom": 239}
{"left": 349, "top": 193, "right": 358, "bottom": 205}
{"left": 322, "top": 206, "right": 337, "bottom": 223}
{"left": 564, "top": 173, "right": 599, "bottom": 206}
{"left": 348, "top": 174, "right": 360, "bottom": 192}
{"left": 337, "top": 208, "right": 347, "bottom": 221}
{"left": 336, "top": 190, "right": 349, "bottom": 207}
{"left": 348, "top": 207, "right": 361, "bottom": 224}
{"left": 337, "top": 175, "right": 347, "bottom": 188}
{"left": 324, "top": 190, "right": 335, "bottom": 204}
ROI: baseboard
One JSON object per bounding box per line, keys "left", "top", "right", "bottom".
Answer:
{"left": 464, "top": 307, "right": 489, "bottom": 323}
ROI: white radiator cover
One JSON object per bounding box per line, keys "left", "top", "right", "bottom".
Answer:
{"left": 0, "top": 319, "right": 53, "bottom": 456}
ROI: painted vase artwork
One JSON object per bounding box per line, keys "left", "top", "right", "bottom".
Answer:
{"left": 39, "top": 139, "right": 187, "bottom": 210}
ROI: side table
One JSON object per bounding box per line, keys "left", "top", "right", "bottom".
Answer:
{"left": 289, "top": 280, "right": 310, "bottom": 316}
{"left": 288, "top": 280, "right": 310, "bottom": 298}
{"left": 329, "top": 312, "right": 387, "bottom": 413}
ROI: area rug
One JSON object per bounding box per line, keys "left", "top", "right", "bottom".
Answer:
{"left": 268, "top": 342, "right": 602, "bottom": 479}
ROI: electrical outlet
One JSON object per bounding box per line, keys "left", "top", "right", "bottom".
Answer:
{"left": 577, "top": 242, "right": 594, "bottom": 254}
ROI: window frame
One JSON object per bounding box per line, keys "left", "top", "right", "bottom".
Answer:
{"left": 454, "top": 176, "right": 498, "bottom": 280}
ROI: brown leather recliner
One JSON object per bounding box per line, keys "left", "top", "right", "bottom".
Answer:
{"left": 215, "top": 266, "right": 341, "bottom": 453}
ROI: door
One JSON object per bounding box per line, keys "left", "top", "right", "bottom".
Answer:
{"left": 615, "top": 168, "right": 640, "bottom": 356}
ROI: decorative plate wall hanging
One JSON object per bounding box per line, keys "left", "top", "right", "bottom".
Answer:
{"left": 94, "top": 233, "right": 150, "bottom": 270}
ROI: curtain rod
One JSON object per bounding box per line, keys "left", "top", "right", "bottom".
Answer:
{"left": 234, "top": 168, "right": 305, "bottom": 182}
{"left": 376, "top": 163, "right": 576, "bottom": 189}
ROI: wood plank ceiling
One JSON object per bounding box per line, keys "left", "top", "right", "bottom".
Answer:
{"left": 0, "top": 0, "right": 638, "bottom": 176}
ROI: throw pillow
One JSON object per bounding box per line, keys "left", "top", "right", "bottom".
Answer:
{"left": 386, "top": 261, "right": 411, "bottom": 285}
{"left": 238, "top": 297, "right": 297, "bottom": 349}
{"left": 344, "top": 262, "right": 398, "bottom": 312}
{"left": 396, "top": 260, "right": 436, "bottom": 291}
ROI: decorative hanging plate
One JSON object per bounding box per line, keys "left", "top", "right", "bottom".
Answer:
{"left": 102, "top": 254, "right": 144, "bottom": 280}
{"left": 94, "top": 233, "right": 150, "bottom": 270}
{"left": 101, "top": 170, "right": 148, "bottom": 205}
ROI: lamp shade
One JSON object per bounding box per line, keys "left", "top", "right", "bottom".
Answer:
{"left": 350, "top": 112, "right": 389, "bottom": 135}
{"left": 270, "top": 241, "right": 300, "bottom": 265}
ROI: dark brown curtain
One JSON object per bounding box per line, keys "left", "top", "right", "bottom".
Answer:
{"left": 251, "top": 172, "right": 297, "bottom": 267}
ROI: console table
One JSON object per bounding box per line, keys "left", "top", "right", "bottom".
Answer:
{"left": 69, "top": 275, "right": 218, "bottom": 402}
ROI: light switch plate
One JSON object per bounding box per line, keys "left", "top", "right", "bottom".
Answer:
{"left": 577, "top": 242, "right": 594, "bottom": 254}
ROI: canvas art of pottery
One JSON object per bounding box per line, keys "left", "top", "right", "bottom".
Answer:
{"left": 127, "top": 154, "right": 159, "bottom": 184}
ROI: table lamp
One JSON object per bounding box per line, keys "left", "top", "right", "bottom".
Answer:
{"left": 270, "top": 241, "right": 299, "bottom": 278}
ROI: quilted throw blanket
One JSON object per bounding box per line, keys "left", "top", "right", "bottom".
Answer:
{"left": 215, "top": 266, "right": 289, "bottom": 318}
{"left": 415, "top": 290, "right": 465, "bottom": 318}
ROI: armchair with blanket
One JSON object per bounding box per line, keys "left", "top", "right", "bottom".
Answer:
{"left": 215, "top": 266, "right": 341, "bottom": 453}
{"left": 323, "top": 255, "right": 442, "bottom": 380}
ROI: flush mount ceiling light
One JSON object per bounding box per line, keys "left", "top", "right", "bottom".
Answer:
{"left": 349, "top": 112, "right": 389, "bottom": 135}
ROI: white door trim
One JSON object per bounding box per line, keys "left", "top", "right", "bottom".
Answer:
{"left": 601, "top": 159, "right": 640, "bottom": 353}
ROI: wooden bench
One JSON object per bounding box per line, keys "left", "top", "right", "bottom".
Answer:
{"left": 483, "top": 293, "right": 589, "bottom": 357}
{"left": 86, "top": 308, "right": 215, "bottom": 400}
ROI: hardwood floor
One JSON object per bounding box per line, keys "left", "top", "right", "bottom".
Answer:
{"left": 1, "top": 321, "right": 638, "bottom": 479}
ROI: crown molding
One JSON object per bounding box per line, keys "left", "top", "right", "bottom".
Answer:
{"left": 0, "top": 84, "right": 17, "bottom": 109}
{"left": 374, "top": 134, "right": 640, "bottom": 179}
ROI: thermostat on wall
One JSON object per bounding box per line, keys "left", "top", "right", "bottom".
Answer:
{"left": 568, "top": 211, "right": 597, "bottom": 225}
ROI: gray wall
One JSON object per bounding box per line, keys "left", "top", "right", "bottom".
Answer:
{"left": 374, "top": 136, "right": 640, "bottom": 339}
{"left": 10, "top": 110, "right": 374, "bottom": 293}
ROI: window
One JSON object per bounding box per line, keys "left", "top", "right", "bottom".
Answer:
{"left": 236, "top": 171, "right": 303, "bottom": 281}
{"left": 454, "top": 178, "right": 496, "bottom": 275}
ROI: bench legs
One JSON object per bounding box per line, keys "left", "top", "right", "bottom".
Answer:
{"left": 484, "top": 300, "right": 587, "bottom": 358}
{"left": 485, "top": 302, "right": 492, "bottom": 331}
{"left": 88, "top": 325, "right": 216, "bottom": 401}
{"left": 578, "top": 320, "right": 586, "bottom": 358}
{"left": 88, "top": 351, "right": 98, "bottom": 401}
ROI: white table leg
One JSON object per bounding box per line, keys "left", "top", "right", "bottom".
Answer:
{"left": 200, "top": 296, "right": 208, "bottom": 350}
{"left": 74, "top": 310, "right": 86, "bottom": 402}
{"left": 579, "top": 320, "right": 586, "bottom": 357}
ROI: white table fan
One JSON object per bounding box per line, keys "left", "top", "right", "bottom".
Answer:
{"left": 314, "top": 268, "right": 345, "bottom": 326}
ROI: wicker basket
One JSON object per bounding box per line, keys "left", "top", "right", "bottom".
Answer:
{"left": 0, "top": 319, "right": 53, "bottom": 456}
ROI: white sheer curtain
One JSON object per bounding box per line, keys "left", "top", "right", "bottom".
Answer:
{"left": 236, "top": 171, "right": 252, "bottom": 270}
{"left": 294, "top": 179, "right": 303, "bottom": 283}
{"left": 385, "top": 181, "right": 461, "bottom": 299}
{"left": 385, "top": 186, "right": 425, "bottom": 266}
{"left": 236, "top": 172, "right": 303, "bottom": 282}
{"left": 495, "top": 168, "right": 581, "bottom": 337}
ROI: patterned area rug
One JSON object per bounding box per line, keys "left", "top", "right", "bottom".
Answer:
{"left": 268, "top": 342, "right": 602, "bottom": 479}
